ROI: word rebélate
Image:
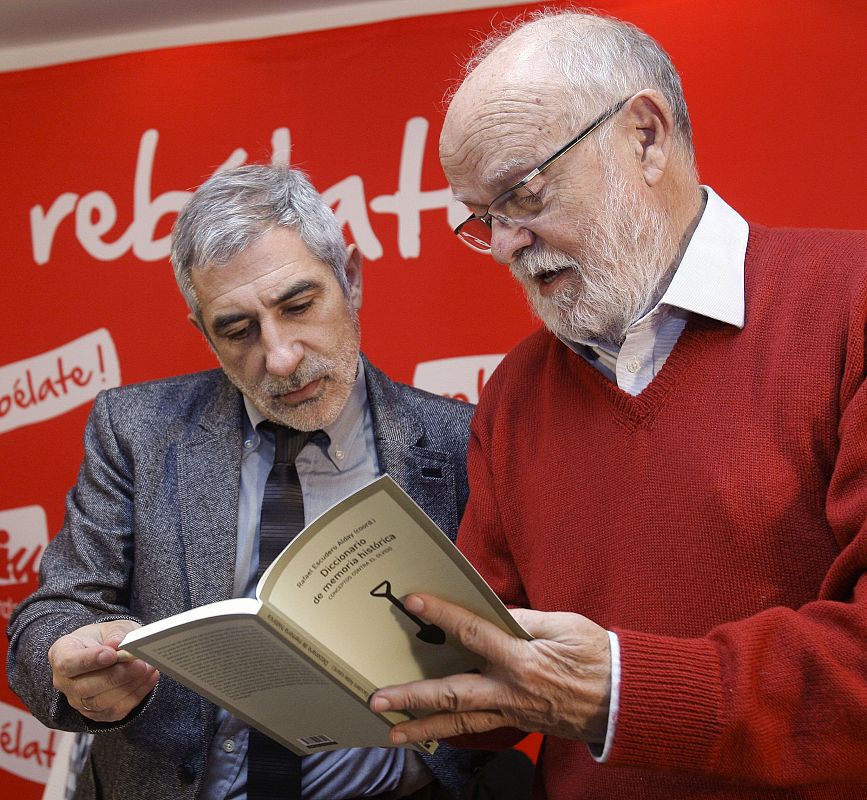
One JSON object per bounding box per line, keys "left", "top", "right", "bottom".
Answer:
{"left": 31, "top": 119, "right": 468, "bottom": 266}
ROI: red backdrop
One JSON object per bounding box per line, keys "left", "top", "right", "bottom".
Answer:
{"left": 1, "top": 0, "right": 864, "bottom": 794}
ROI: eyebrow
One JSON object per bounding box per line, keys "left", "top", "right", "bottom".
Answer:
{"left": 490, "top": 157, "right": 526, "bottom": 183}
{"left": 210, "top": 279, "right": 322, "bottom": 334}
{"left": 452, "top": 157, "right": 534, "bottom": 207}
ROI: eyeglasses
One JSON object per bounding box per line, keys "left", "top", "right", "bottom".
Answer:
{"left": 453, "top": 97, "right": 630, "bottom": 253}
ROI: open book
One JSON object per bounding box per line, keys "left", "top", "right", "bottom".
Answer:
{"left": 120, "top": 475, "right": 529, "bottom": 755}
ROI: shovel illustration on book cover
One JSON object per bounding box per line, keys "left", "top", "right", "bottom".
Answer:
{"left": 370, "top": 579, "right": 446, "bottom": 645}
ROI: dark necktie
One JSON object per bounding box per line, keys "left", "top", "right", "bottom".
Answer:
{"left": 248, "top": 422, "right": 309, "bottom": 800}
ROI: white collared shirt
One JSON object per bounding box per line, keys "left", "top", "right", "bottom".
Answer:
{"left": 563, "top": 186, "right": 748, "bottom": 395}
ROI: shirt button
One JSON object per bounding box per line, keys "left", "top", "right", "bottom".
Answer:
{"left": 626, "top": 359, "right": 641, "bottom": 374}
{"left": 222, "top": 738, "right": 236, "bottom": 753}
{"left": 244, "top": 439, "right": 254, "bottom": 450}
{"left": 335, "top": 449, "right": 345, "bottom": 460}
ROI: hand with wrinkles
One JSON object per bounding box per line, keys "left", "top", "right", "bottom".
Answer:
{"left": 370, "top": 594, "right": 612, "bottom": 746}
{"left": 48, "top": 620, "right": 159, "bottom": 723}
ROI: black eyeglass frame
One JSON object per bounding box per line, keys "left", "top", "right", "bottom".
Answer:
{"left": 453, "top": 96, "right": 631, "bottom": 252}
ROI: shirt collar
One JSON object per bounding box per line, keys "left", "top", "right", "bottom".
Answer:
{"left": 655, "top": 185, "right": 747, "bottom": 329}
{"left": 559, "top": 184, "right": 747, "bottom": 355}
{"left": 242, "top": 356, "right": 368, "bottom": 461}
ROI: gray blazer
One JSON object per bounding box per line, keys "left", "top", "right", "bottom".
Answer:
{"left": 7, "top": 356, "right": 479, "bottom": 799}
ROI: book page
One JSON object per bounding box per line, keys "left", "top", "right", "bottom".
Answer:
{"left": 258, "top": 475, "right": 529, "bottom": 689}
{"left": 121, "top": 603, "right": 399, "bottom": 755}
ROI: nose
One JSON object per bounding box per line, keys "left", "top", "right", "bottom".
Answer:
{"left": 262, "top": 331, "right": 304, "bottom": 378}
{"left": 489, "top": 220, "right": 535, "bottom": 265}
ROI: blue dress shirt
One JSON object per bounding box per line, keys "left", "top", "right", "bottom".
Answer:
{"left": 198, "top": 361, "right": 407, "bottom": 799}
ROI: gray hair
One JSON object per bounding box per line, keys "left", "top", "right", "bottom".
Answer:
{"left": 171, "top": 164, "right": 348, "bottom": 321}
{"left": 456, "top": 8, "right": 694, "bottom": 155}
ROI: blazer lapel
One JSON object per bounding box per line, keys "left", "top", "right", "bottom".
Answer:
{"left": 363, "top": 356, "right": 462, "bottom": 540}
{"left": 177, "top": 376, "right": 244, "bottom": 610}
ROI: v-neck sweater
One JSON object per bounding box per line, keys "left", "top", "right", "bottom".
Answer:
{"left": 457, "top": 224, "right": 867, "bottom": 798}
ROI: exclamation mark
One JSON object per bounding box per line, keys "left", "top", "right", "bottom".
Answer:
{"left": 97, "top": 344, "right": 106, "bottom": 383}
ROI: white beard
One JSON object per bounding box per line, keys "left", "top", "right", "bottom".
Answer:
{"left": 512, "top": 156, "right": 675, "bottom": 345}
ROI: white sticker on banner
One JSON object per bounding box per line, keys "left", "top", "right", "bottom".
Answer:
{"left": 412, "top": 355, "right": 504, "bottom": 404}
{"left": 0, "top": 701, "right": 61, "bottom": 784}
{"left": 41, "top": 731, "right": 89, "bottom": 800}
{"left": 0, "top": 505, "right": 47, "bottom": 591}
{"left": 0, "top": 329, "right": 120, "bottom": 435}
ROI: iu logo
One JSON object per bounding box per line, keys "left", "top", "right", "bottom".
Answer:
{"left": 0, "top": 506, "right": 48, "bottom": 588}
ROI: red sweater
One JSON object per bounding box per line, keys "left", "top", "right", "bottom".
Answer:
{"left": 457, "top": 225, "right": 867, "bottom": 799}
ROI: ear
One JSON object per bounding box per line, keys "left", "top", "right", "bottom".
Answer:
{"left": 187, "top": 312, "right": 215, "bottom": 350}
{"left": 622, "top": 90, "right": 675, "bottom": 187}
{"left": 187, "top": 312, "right": 204, "bottom": 335}
{"left": 344, "top": 244, "right": 363, "bottom": 310}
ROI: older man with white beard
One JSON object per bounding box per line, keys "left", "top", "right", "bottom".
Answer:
{"left": 370, "top": 10, "right": 867, "bottom": 800}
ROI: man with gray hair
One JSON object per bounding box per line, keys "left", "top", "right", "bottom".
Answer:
{"left": 7, "top": 165, "right": 491, "bottom": 799}
{"left": 370, "top": 10, "right": 867, "bottom": 799}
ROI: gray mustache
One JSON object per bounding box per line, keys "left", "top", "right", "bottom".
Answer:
{"left": 262, "top": 357, "right": 330, "bottom": 396}
{"left": 515, "top": 247, "right": 580, "bottom": 278}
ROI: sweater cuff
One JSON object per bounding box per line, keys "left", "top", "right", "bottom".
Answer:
{"left": 607, "top": 629, "right": 724, "bottom": 771}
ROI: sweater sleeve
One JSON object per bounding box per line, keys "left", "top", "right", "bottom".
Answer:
{"left": 608, "top": 276, "right": 867, "bottom": 785}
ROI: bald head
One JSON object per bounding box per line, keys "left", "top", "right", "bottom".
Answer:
{"left": 440, "top": 10, "right": 704, "bottom": 345}
{"left": 441, "top": 11, "right": 700, "bottom": 242}
{"left": 442, "top": 10, "right": 693, "bottom": 158}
